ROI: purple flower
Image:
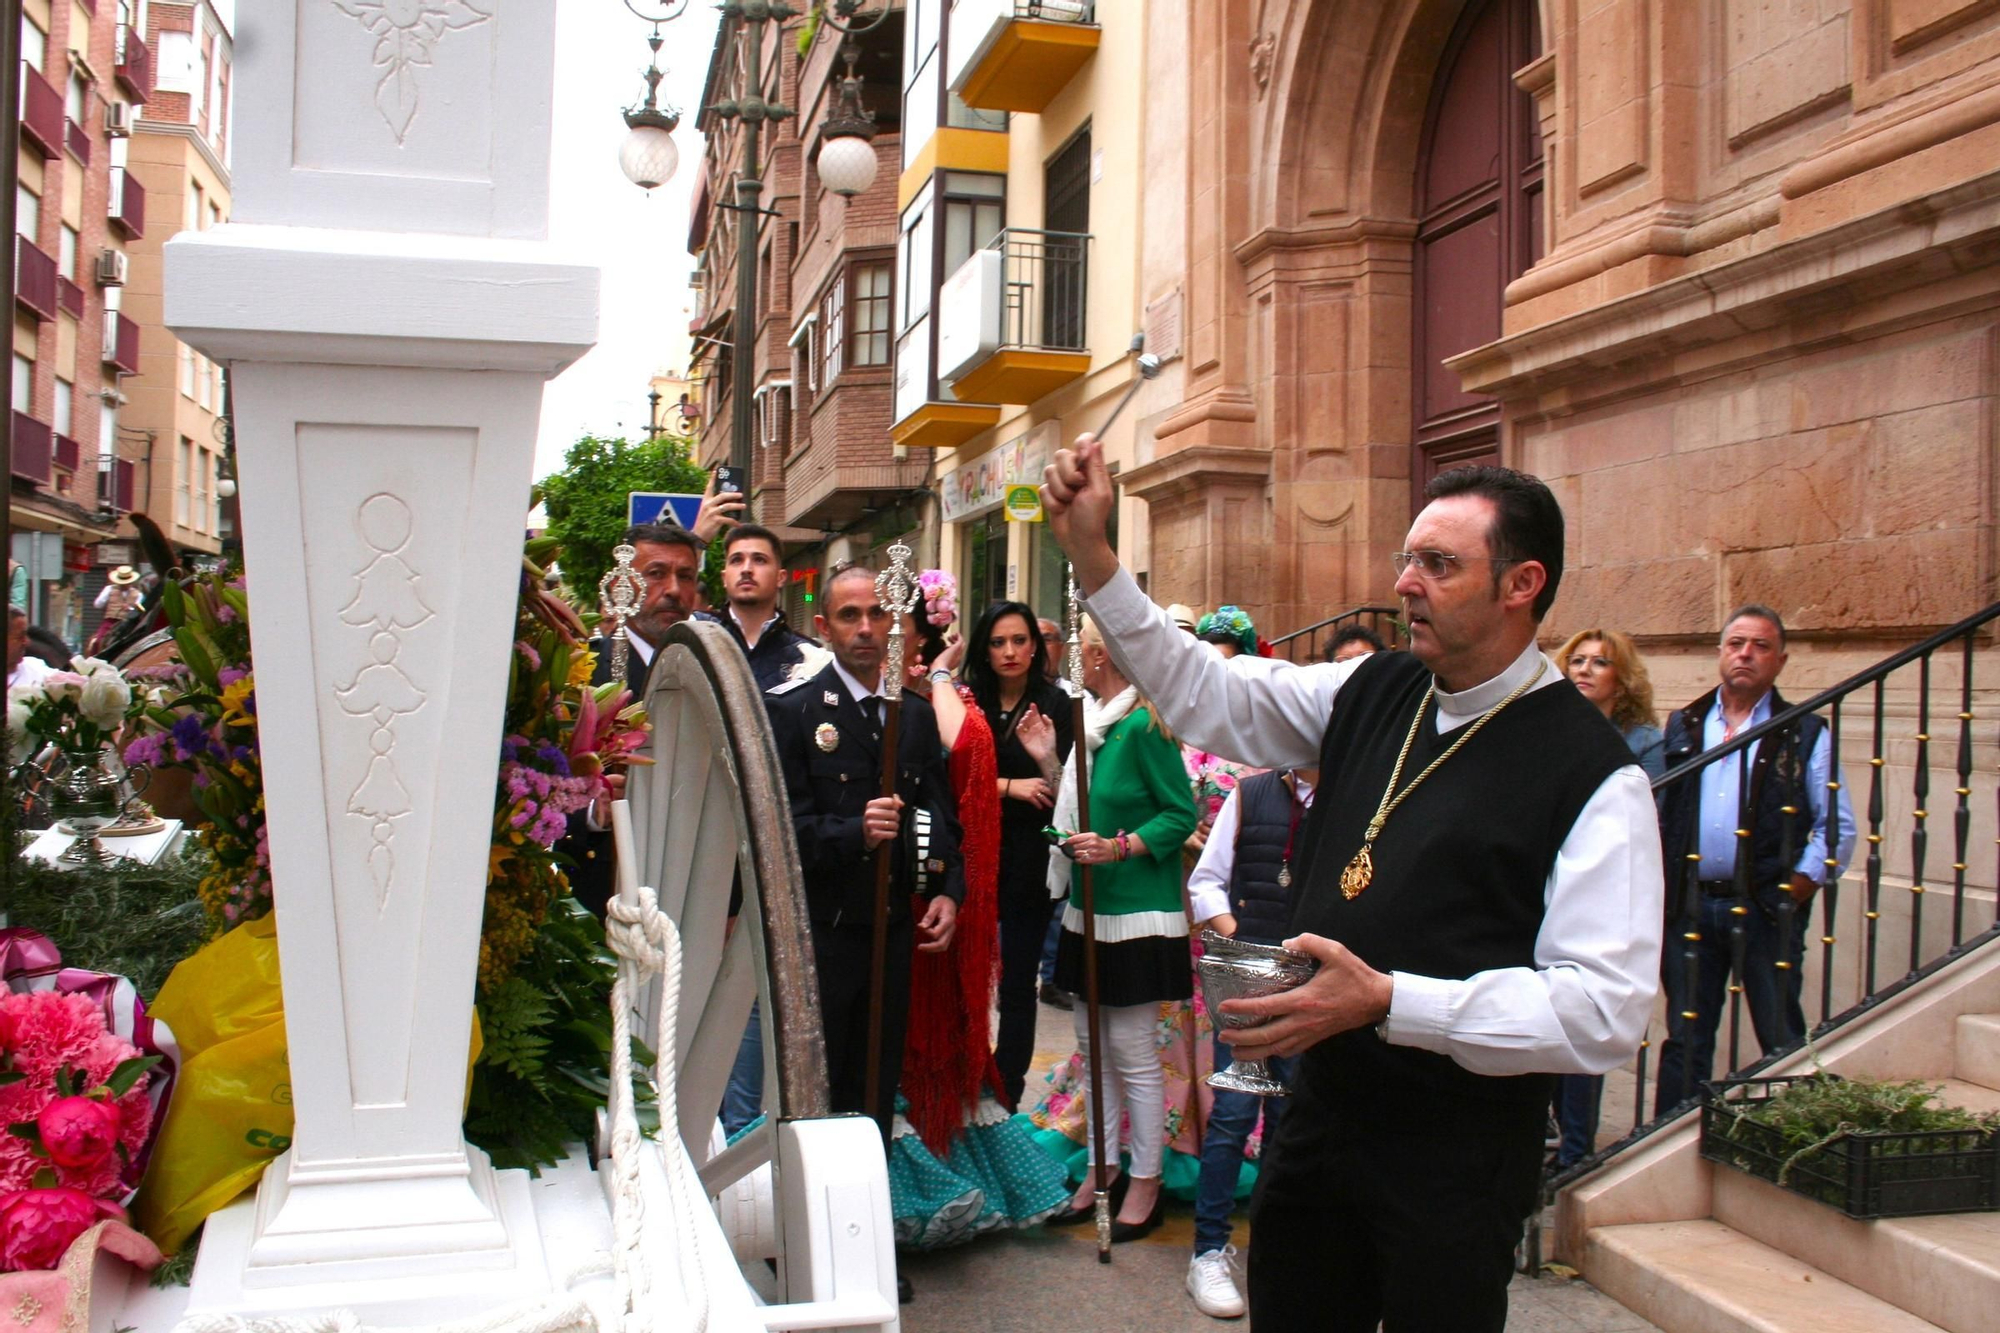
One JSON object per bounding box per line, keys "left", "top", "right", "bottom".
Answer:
{"left": 171, "top": 713, "right": 213, "bottom": 761}
{"left": 217, "top": 666, "right": 249, "bottom": 687}
{"left": 121, "top": 732, "right": 168, "bottom": 768}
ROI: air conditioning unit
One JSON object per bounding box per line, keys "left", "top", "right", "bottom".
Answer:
{"left": 104, "top": 102, "right": 133, "bottom": 137}
{"left": 95, "top": 249, "right": 127, "bottom": 286}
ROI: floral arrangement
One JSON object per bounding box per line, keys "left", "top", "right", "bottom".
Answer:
{"left": 918, "top": 569, "right": 958, "bottom": 629}
{"left": 121, "top": 576, "right": 267, "bottom": 929}
{"left": 0, "top": 991, "right": 158, "bottom": 1272}
{"left": 7, "top": 658, "right": 135, "bottom": 762}
{"left": 116, "top": 544, "right": 649, "bottom": 1174}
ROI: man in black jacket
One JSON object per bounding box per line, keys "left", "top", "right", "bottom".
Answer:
{"left": 563, "top": 522, "right": 705, "bottom": 918}
{"left": 700, "top": 524, "right": 810, "bottom": 690}
{"left": 765, "top": 564, "right": 963, "bottom": 1136}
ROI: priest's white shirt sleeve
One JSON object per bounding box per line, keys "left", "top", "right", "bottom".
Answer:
{"left": 1185, "top": 788, "right": 1241, "bottom": 927}
{"left": 1083, "top": 567, "right": 1665, "bottom": 1077}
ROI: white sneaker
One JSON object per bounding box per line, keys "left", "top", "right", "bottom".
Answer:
{"left": 1187, "top": 1246, "right": 1246, "bottom": 1319}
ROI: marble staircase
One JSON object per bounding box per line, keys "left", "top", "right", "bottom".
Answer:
{"left": 1568, "top": 995, "right": 2000, "bottom": 1332}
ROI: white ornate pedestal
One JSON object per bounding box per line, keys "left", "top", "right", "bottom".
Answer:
{"left": 163, "top": 3, "right": 596, "bottom": 1322}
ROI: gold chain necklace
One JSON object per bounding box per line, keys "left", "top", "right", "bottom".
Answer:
{"left": 1339, "top": 662, "right": 1548, "bottom": 899}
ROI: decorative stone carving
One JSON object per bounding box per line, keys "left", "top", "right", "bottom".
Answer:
{"left": 330, "top": 0, "right": 494, "bottom": 144}
{"left": 1250, "top": 32, "right": 1276, "bottom": 95}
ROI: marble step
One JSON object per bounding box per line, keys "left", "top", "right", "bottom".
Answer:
{"left": 1711, "top": 1153, "right": 2000, "bottom": 1333}
{"left": 1956, "top": 1013, "right": 2000, "bottom": 1092}
{"left": 1587, "top": 1218, "right": 1949, "bottom": 1333}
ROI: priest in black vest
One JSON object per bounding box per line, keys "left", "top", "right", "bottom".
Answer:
{"left": 1042, "top": 445, "right": 1663, "bottom": 1333}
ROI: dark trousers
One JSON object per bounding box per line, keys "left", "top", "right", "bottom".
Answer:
{"left": 1553, "top": 1074, "right": 1603, "bottom": 1168}
{"left": 1246, "top": 1120, "right": 1542, "bottom": 1332}
{"left": 995, "top": 887, "right": 1059, "bottom": 1109}
{"left": 1653, "top": 891, "right": 1809, "bottom": 1116}
{"left": 810, "top": 915, "right": 915, "bottom": 1141}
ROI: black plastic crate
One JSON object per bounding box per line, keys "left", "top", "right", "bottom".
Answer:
{"left": 1699, "top": 1075, "right": 2000, "bottom": 1219}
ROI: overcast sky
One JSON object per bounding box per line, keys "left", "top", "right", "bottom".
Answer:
{"left": 536, "top": 4, "right": 720, "bottom": 479}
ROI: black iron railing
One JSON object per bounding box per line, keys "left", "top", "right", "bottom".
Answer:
{"left": 1269, "top": 605, "right": 1404, "bottom": 662}
{"left": 1552, "top": 600, "right": 2000, "bottom": 1190}
{"left": 987, "top": 227, "right": 1089, "bottom": 352}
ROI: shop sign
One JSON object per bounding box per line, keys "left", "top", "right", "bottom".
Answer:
{"left": 1003, "top": 484, "right": 1042, "bottom": 523}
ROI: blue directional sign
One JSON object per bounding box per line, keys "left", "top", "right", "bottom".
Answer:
{"left": 627, "top": 492, "right": 704, "bottom": 529}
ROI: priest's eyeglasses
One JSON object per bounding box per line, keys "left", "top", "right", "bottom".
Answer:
{"left": 1390, "top": 550, "right": 1518, "bottom": 580}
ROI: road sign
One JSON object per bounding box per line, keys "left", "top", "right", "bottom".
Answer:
{"left": 627, "top": 492, "right": 704, "bottom": 529}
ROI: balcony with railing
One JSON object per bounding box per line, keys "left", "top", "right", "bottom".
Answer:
{"left": 108, "top": 167, "right": 144, "bottom": 239}
{"left": 20, "top": 67, "right": 62, "bottom": 157}
{"left": 102, "top": 309, "right": 140, "bottom": 375}
{"left": 57, "top": 275, "right": 84, "bottom": 318}
{"left": 16, "top": 236, "right": 58, "bottom": 321}
{"left": 11, "top": 413, "right": 52, "bottom": 486}
{"left": 115, "top": 25, "right": 152, "bottom": 103}
{"left": 52, "top": 434, "right": 79, "bottom": 474}
{"left": 937, "top": 227, "right": 1091, "bottom": 405}
{"left": 65, "top": 116, "right": 89, "bottom": 163}
{"left": 948, "top": 0, "right": 1099, "bottom": 114}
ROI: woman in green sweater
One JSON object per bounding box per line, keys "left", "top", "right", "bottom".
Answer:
{"left": 1019, "top": 614, "right": 1199, "bottom": 1242}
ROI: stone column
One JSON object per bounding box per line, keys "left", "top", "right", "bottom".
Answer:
{"left": 164, "top": 4, "right": 596, "bottom": 1318}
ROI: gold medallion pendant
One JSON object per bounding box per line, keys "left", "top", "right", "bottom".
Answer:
{"left": 1340, "top": 846, "right": 1373, "bottom": 899}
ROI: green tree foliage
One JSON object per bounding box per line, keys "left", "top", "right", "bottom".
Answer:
{"left": 537, "top": 434, "right": 717, "bottom": 609}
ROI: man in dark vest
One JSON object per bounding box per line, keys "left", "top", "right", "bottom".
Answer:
{"left": 1651, "top": 605, "right": 1856, "bottom": 1115}
{"left": 1043, "top": 442, "right": 1663, "bottom": 1332}
{"left": 1184, "top": 766, "right": 1315, "bottom": 1319}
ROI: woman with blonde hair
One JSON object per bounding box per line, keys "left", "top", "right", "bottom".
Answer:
{"left": 1557, "top": 627, "right": 1666, "bottom": 780}
{"left": 1550, "top": 626, "right": 1663, "bottom": 1169}
{"left": 1017, "top": 613, "right": 1199, "bottom": 1242}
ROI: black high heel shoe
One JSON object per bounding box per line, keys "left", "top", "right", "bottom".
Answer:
{"left": 1045, "top": 1171, "right": 1127, "bottom": 1226}
{"left": 1108, "top": 1189, "right": 1166, "bottom": 1243}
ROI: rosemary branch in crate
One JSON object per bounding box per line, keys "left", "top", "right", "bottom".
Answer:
{"left": 1717, "top": 1075, "right": 2000, "bottom": 1185}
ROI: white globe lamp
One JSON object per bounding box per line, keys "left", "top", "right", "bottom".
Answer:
{"left": 620, "top": 116, "right": 680, "bottom": 191}
{"left": 817, "top": 133, "right": 878, "bottom": 199}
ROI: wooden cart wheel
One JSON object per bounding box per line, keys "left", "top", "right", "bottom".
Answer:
{"left": 621, "top": 619, "right": 833, "bottom": 1285}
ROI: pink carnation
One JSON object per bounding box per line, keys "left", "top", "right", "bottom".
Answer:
{"left": 36, "top": 1098, "right": 120, "bottom": 1171}
{"left": 0, "top": 1187, "right": 123, "bottom": 1272}
{"left": 0, "top": 994, "right": 154, "bottom": 1196}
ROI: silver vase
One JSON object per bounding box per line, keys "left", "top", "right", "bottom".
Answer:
{"left": 39, "top": 744, "right": 132, "bottom": 866}
{"left": 1197, "top": 929, "right": 1318, "bottom": 1096}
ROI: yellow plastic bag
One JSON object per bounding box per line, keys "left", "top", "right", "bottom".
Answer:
{"left": 132, "top": 916, "right": 483, "bottom": 1255}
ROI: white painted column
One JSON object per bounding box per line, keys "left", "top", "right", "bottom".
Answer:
{"left": 164, "top": 3, "right": 596, "bottom": 1319}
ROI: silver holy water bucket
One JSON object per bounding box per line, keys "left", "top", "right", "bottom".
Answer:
{"left": 1197, "top": 929, "right": 1318, "bottom": 1096}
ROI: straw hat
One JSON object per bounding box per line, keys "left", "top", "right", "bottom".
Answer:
{"left": 1166, "top": 603, "right": 1198, "bottom": 633}
{"left": 107, "top": 565, "right": 140, "bottom": 586}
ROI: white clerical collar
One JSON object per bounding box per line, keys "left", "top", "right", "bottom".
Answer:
{"left": 831, "top": 657, "right": 886, "bottom": 709}
{"left": 626, "top": 625, "right": 657, "bottom": 667}
{"left": 1432, "top": 639, "right": 1556, "bottom": 729}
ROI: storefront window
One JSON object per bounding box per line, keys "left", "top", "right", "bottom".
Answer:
{"left": 964, "top": 509, "right": 1008, "bottom": 616}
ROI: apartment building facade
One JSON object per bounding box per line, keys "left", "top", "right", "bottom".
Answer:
{"left": 687, "top": 4, "right": 912, "bottom": 616}
{"left": 900, "top": 1, "right": 1185, "bottom": 624}
{"left": 11, "top": 0, "right": 155, "bottom": 642}
{"left": 120, "top": 0, "right": 230, "bottom": 564}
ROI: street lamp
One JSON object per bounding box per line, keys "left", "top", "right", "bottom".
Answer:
{"left": 619, "top": 0, "right": 890, "bottom": 496}
{"left": 816, "top": 40, "right": 879, "bottom": 198}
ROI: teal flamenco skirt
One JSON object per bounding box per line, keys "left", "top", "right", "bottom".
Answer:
{"left": 888, "top": 1095, "right": 1071, "bottom": 1251}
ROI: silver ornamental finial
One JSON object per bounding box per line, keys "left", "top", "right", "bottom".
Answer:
{"left": 1066, "top": 566, "right": 1083, "bottom": 690}
{"left": 876, "top": 542, "right": 920, "bottom": 696}
{"left": 599, "top": 543, "right": 645, "bottom": 685}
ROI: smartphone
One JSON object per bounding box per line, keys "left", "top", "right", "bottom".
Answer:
{"left": 715, "top": 464, "right": 748, "bottom": 497}
{"left": 1042, "top": 826, "right": 1075, "bottom": 846}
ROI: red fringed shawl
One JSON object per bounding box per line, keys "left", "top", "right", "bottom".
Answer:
{"left": 900, "top": 686, "right": 1001, "bottom": 1155}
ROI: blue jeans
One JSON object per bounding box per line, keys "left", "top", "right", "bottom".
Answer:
{"left": 1193, "top": 1036, "right": 1296, "bottom": 1255}
{"left": 1553, "top": 1074, "right": 1602, "bottom": 1167}
{"left": 1040, "top": 906, "right": 1062, "bottom": 986}
{"left": 721, "top": 1003, "right": 763, "bottom": 1136}
{"left": 1654, "top": 890, "right": 1809, "bottom": 1116}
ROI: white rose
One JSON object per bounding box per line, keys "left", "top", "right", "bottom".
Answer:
{"left": 79, "top": 672, "right": 132, "bottom": 730}
{"left": 6, "top": 694, "right": 31, "bottom": 741}
{"left": 41, "top": 672, "right": 87, "bottom": 706}
{"left": 71, "top": 656, "right": 116, "bottom": 679}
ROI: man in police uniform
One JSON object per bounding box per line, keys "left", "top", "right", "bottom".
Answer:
{"left": 766, "top": 564, "right": 964, "bottom": 1140}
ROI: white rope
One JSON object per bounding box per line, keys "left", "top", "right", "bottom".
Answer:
{"left": 605, "top": 884, "right": 711, "bottom": 1333}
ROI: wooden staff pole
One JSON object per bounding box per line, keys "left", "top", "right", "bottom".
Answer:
{"left": 1070, "top": 568, "right": 1113, "bottom": 1263}
{"left": 863, "top": 543, "right": 920, "bottom": 1125}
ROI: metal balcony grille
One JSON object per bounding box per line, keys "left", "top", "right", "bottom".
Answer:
{"left": 987, "top": 227, "right": 1089, "bottom": 351}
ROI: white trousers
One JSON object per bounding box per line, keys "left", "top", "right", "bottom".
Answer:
{"left": 1072, "top": 1000, "right": 1165, "bottom": 1178}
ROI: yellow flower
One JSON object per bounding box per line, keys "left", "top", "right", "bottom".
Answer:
{"left": 219, "top": 677, "right": 257, "bottom": 727}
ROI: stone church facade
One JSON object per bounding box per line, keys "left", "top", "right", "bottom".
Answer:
{"left": 1136, "top": 0, "right": 2000, "bottom": 696}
